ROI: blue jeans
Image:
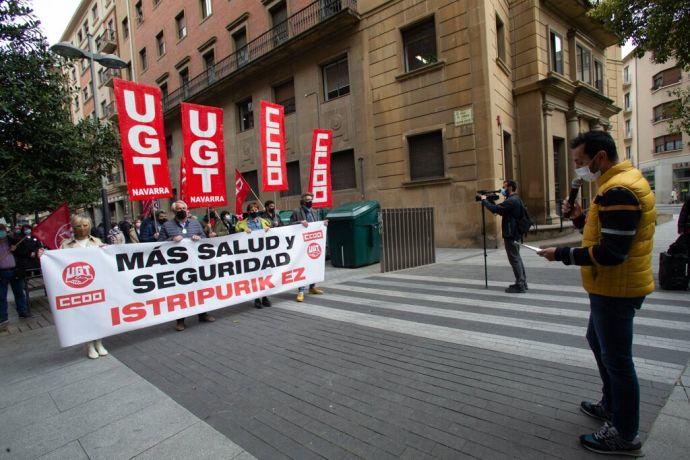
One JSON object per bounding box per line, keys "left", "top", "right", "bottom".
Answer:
{"left": 587, "top": 294, "right": 643, "bottom": 440}
{"left": 0, "top": 269, "right": 28, "bottom": 323}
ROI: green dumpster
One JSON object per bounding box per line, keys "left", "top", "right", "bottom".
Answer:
{"left": 278, "top": 210, "right": 293, "bottom": 225}
{"left": 326, "top": 201, "right": 381, "bottom": 268}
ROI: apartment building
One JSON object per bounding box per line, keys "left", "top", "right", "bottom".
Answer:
{"left": 59, "top": 0, "right": 623, "bottom": 246}
{"left": 622, "top": 51, "right": 690, "bottom": 204}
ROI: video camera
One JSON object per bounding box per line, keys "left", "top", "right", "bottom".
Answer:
{"left": 475, "top": 189, "right": 501, "bottom": 202}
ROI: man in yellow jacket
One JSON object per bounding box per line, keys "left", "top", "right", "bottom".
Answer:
{"left": 539, "top": 131, "right": 655, "bottom": 457}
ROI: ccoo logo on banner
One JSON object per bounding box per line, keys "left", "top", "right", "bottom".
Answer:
{"left": 40, "top": 223, "right": 327, "bottom": 347}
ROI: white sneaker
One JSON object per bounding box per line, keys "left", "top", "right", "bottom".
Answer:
{"left": 95, "top": 340, "right": 108, "bottom": 356}
{"left": 87, "top": 342, "right": 99, "bottom": 359}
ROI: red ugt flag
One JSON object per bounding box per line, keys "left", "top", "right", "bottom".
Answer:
{"left": 33, "top": 203, "right": 71, "bottom": 249}
{"left": 235, "top": 169, "right": 251, "bottom": 215}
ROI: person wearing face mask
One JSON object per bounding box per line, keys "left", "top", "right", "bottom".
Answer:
{"left": 139, "top": 210, "right": 168, "bottom": 243}
{"left": 480, "top": 180, "right": 528, "bottom": 293}
{"left": 0, "top": 224, "right": 30, "bottom": 330}
{"left": 236, "top": 202, "right": 272, "bottom": 308}
{"left": 129, "top": 219, "right": 141, "bottom": 243}
{"left": 10, "top": 224, "right": 44, "bottom": 283}
{"left": 538, "top": 131, "right": 655, "bottom": 457}
{"left": 262, "top": 200, "right": 283, "bottom": 228}
{"left": 290, "top": 193, "right": 328, "bottom": 302}
{"left": 158, "top": 200, "right": 215, "bottom": 331}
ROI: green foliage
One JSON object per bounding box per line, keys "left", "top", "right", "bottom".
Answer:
{"left": 0, "top": 0, "right": 120, "bottom": 218}
{"left": 590, "top": 1, "right": 690, "bottom": 135}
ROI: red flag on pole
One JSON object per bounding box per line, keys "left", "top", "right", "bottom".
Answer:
{"left": 308, "top": 129, "right": 333, "bottom": 208}
{"left": 235, "top": 169, "right": 251, "bottom": 215}
{"left": 33, "top": 203, "right": 72, "bottom": 249}
{"left": 142, "top": 199, "right": 154, "bottom": 217}
{"left": 260, "top": 101, "right": 288, "bottom": 192}
{"left": 179, "top": 155, "right": 188, "bottom": 203}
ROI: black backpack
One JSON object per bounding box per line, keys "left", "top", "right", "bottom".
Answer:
{"left": 516, "top": 200, "right": 535, "bottom": 238}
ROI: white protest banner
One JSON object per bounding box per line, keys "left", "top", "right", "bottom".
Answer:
{"left": 41, "top": 223, "right": 327, "bottom": 347}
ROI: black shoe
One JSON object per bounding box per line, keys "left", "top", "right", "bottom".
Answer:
{"left": 505, "top": 285, "right": 526, "bottom": 293}
{"left": 580, "top": 423, "right": 643, "bottom": 457}
{"left": 261, "top": 297, "right": 272, "bottom": 307}
{"left": 254, "top": 299, "right": 263, "bottom": 309}
{"left": 18, "top": 313, "right": 33, "bottom": 318}
{"left": 508, "top": 284, "right": 529, "bottom": 291}
{"left": 580, "top": 401, "right": 612, "bottom": 422}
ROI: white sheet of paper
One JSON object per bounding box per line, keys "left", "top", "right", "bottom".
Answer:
{"left": 517, "top": 242, "right": 541, "bottom": 252}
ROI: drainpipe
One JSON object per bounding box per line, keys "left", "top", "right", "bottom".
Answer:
{"left": 358, "top": 157, "right": 365, "bottom": 200}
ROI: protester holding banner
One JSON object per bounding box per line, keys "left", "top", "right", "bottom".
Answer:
{"left": 139, "top": 210, "right": 167, "bottom": 242}
{"left": 158, "top": 200, "right": 215, "bottom": 331}
{"left": 290, "top": 193, "right": 327, "bottom": 302}
{"left": 235, "top": 202, "right": 272, "bottom": 309}
{"left": 59, "top": 214, "right": 109, "bottom": 359}
{"left": 262, "top": 201, "right": 283, "bottom": 228}
{"left": 0, "top": 224, "right": 30, "bottom": 330}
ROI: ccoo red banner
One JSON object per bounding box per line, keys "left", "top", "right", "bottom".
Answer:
{"left": 180, "top": 103, "right": 227, "bottom": 208}
{"left": 308, "top": 129, "right": 333, "bottom": 208}
{"left": 260, "top": 101, "right": 288, "bottom": 192}
{"left": 113, "top": 79, "right": 172, "bottom": 201}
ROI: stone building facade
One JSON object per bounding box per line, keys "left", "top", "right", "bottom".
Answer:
{"left": 60, "top": 0, "right": 624, "bottom": 246}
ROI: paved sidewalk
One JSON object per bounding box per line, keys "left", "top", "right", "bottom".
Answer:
{"left": 1, "top": 213, "right": 688, "bottom": 459}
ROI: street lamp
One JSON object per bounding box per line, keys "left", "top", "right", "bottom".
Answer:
{"left": 50, "top": 36, "right": 128, "bottom": 237}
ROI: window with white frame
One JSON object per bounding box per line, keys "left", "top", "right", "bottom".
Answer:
{"left": 576, "top": 44, "right": 591, "bottom": 84}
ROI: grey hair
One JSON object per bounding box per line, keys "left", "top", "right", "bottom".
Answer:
{"left": 171, "top": 200, "right": 187, "bottom": 212}
{"left": 70, "top": 214, "right": 92, "bottom": 230}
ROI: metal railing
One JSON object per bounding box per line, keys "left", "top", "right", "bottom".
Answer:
{"left": 103, "top": 101, "right": 117, "bottom": 119}
{"left": 162, "top": 0, "right": 357, "bottom": 112}
{"left": 96, "top": 28, "right": 117, "bottom": 53}
{"left": 102, "top": 67, "right": 121, "bottom": 87}
{"left": 381, "top": 208, "right": 435, "bottom": 273}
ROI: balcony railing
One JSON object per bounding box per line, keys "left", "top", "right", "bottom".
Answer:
{"left": 103, "top": 101, "right": 117, "bottom": 120}
{"left": 96, "top": 28, "right": 117, "bottom": 53}
{"left": 163, "top": 0, "right": 357, "bottom": 112}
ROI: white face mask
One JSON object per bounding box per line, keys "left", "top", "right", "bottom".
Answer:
{"left": 575, "top": 154, "right": 602, "bottom": 182}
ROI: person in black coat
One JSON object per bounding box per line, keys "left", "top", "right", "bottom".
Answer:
{"left": 11, "top": 225, "right": 44, "bottom": 279}
{"left": 670, "top": 194, "right": 690, "bottom": 255}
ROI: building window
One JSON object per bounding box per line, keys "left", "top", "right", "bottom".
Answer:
{"left": 200, "top": 0, "right": 212, "bottom": 19}
{"left": 270, "top": 2, "right": 288, "bottom": 45}
{"left": 623, "top": 65, "right": 630, "bottom": 84}
{"left": 576, "top": 44, "right": 591, "bottom": 84}
{"left": 83, "top": 20, "right": 89, "bottom": 35}
{"left": 243, "top": 170, "right": 259, "bottom": 197}
{"left": 331, "top": 149, "right": 356, "bottom": 190}
{"left": 549, "top": 31, "right": 563, "bottom": 74}
{"left": 274, "top": 79, "right": 295, "bottom": 114}
{"left": 139, "top": 48, "right": 147, "bottom": 71}
{"left": 238, "top": 98, "right": 254, "bottom": 131}
{"left": 653, "top": 100, "right": 678, "bottom": 122}
{"left": 122, "top": 17, "right": 129, "bottom": 39}
{"left": 233, "top": 28, "right": 248, "bottom": 66}
{"left": 74, "top": 95, "right": 79, "bottom": 110}
{"left": 153, "top": 0, "right": 161, "bottom": 6}
{"left": 165, "top": 135, "right": 173, "bottom": 158}
{"left": 280, "top": 161, "right": 301, "bottom": 197}
{"left": 100, "top": 100, "right": 107, "bottom": 115}
{"left": 495, "top": 15, "right": 506, "bottom": 63}
{"left": 322, "top": 55, "right": 350, "bottom": 101}
{"left": 91, "top": 4, "right": 98, "bottom": 21}
{"left": 402, "top": 18, "right": 437, "bottom": 72}
{"left": 179, "top": 67, "right": 189, "bottom": 97}
{"left": 625, "top": 120, "right": 632, "bottom": 138}
{"left": 642, "top": 169, "right": 655, "bottom": 190}
{"left": 408, "top": 131, "right": 444, "bottom": 180}
{"left": 624, "top": 92, "right": 631, "bottom": 110}
{"left": 175, "top": 11, "right": 187, "bottom": 39}
{"left": 156, "top": 31, "right": 165, "bottom": 56}
{"left": 594, "top": 59, "right": 603, "bottom": 92}
{"left": 71, "top": 66, "right": 77, "bottom": 81}
{"left": 135, "top": 1, "right": 144, "bottom": 24}
{"left": 625, "top": 146, "right": 631, "bottom": 159}
{"left": 654, "top": 134, "right": 683, "bottom": 153}
{"left": 77, "top": 30, "right": 83, "bottom": 43}
{"left": 203, "top": 49, "right": 216, "bottom": 83}
{"left": 652, "top": 66, "right": 682, "bottom": 90}
{"left": 82, "top": 86, "right": 89, "bottom": 101}
{"left": 160, "top": 82, "right": 168, "bottom": 101}
{"left": 80, "top": 59, "right": 88, "bottom": 72}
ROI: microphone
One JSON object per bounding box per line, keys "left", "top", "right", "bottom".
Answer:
{"left": 564, "top": 178, "right": 583, "bottom": 218}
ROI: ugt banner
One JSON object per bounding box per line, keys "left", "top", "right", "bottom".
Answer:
{"left": 308, "top": 129, "right": 333, "bottom": 208}
{"left": 181, "top": 103, "right": 228, "bottom": 208}
{"left": 260, "top": 101, "right": 287, "bottom": 192}
{"left": 40, "top": 223, "right": 327, "bottom": 347}
{"left": 113, "top": 79, "right": 173, "bottom": 201}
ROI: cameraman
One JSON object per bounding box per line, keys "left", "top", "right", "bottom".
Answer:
{"left": 480, "top": 180, "right": 527, "bottom": 293}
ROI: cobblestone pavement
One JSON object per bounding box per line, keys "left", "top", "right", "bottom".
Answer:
{"left": 104, "top": 217, "right": 689, "bottom": 459}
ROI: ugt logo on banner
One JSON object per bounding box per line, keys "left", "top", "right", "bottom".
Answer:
{"left": 181, "top": 103, "right": 228, "bottom": 208}
{"left": 308, "top": 129, "right": 333, "bottom": 208}
{"left": 260, "top": 101, "right": 288, "bottom": 191}
{"left": 113, "top": 79, "right": 173, "bottom": 201}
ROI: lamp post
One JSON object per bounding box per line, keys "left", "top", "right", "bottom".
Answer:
{"left": 50, "top": 36, "right": 128, "bottom": 236}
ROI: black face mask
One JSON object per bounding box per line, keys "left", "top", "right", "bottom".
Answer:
{"left": 304, "top": 201, "right": 313, "bottom": 209}
{"left": 268, "top": 208, "right": 276, "bottom": 214}
{"left": 249, "top": 211, "right": 259, "bottom": 219}
{"left": 158, "top": 218, "right": 166, "bottom": 224}
{"left": 175, "top": 210, "right": 187, "bottom": 220}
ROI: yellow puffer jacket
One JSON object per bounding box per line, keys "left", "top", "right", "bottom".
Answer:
{"left": 581, "top": 160, "right": 656, "bottom": 297}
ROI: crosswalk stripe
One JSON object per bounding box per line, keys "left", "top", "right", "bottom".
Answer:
{"left": 384, "top": 274, "right": 690, "bottom": 310}
{"left": 320, "top": 292, "right": 690, "bottom": 353}
{"left": 273, "top": 301, "right": 684, "bottom": 384}
{"left": 340, "top": 282, "right": 690, "bottom": 332}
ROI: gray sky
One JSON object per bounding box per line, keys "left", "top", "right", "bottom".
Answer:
{"left": 33, "top": 0, "right": 81, "bottom": 45}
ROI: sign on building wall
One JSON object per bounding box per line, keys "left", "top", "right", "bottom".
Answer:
{"left": 454, "top": 107, "right": 474, "bottom": 126}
